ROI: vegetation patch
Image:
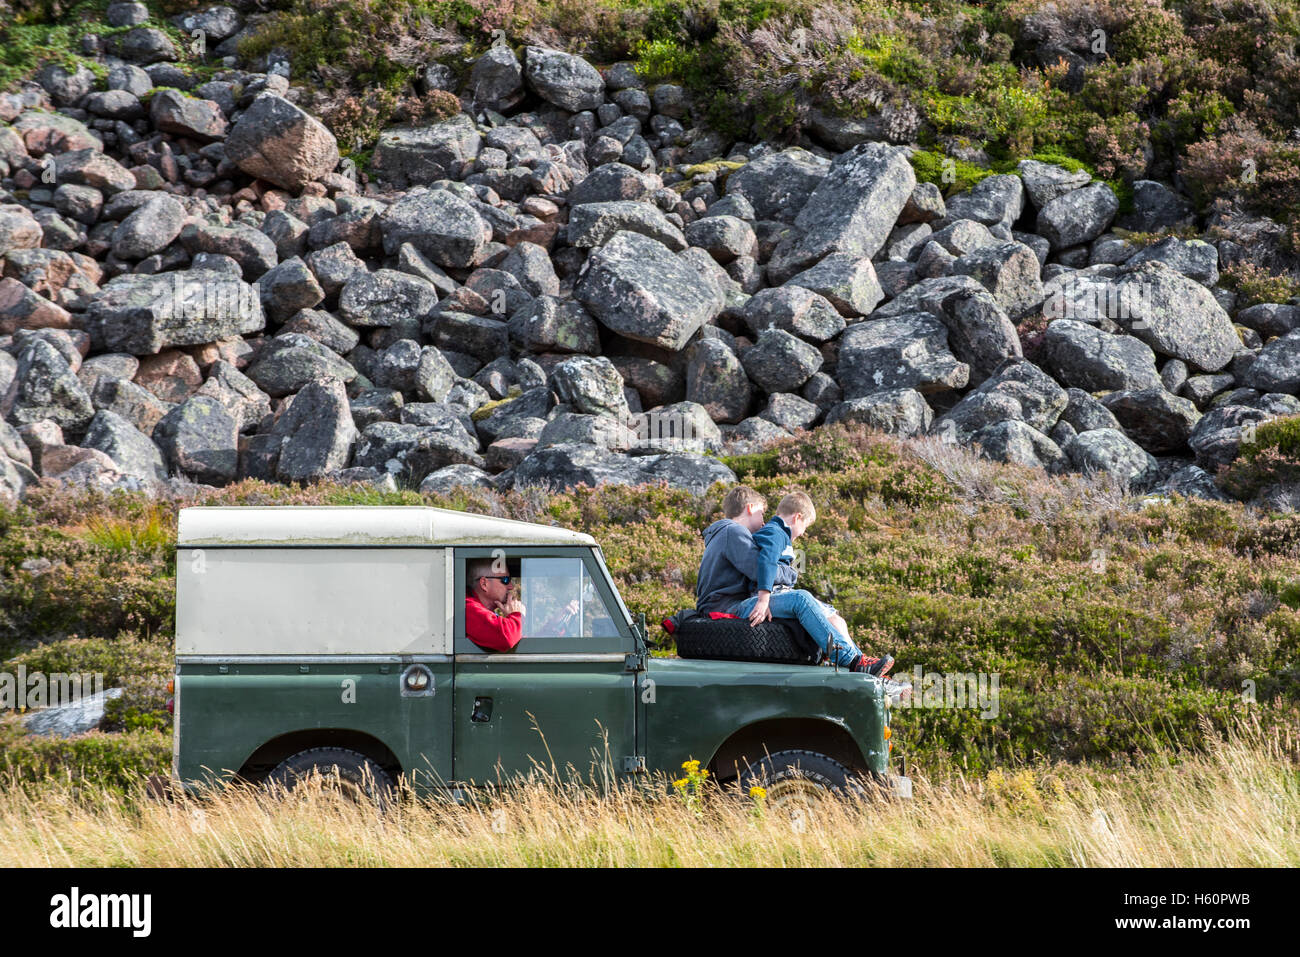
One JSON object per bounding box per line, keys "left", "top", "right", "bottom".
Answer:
{"left": 3, "top": 422, "right": 1297, "bottom": 777}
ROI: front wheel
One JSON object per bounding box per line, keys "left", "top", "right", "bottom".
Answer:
{"left": 740, "top": 749, "right": 870, "bottom": 809}
{"left": 265, "top": 747, "right": 396, "bottom": 811}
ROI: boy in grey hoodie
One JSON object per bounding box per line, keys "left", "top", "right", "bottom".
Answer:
{"left": 695, "top": 486, "right": 798, "bottom": 614}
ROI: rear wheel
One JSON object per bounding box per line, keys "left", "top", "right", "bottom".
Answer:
{"left": 740, "top": 749, "right": 869, "bottom": 810}
{"left": 265, "top": 747, "right": 396, "bottom": 811}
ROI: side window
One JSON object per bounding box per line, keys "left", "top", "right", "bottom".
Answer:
{"left": 520, "top": 557, "right": 619, "bottom": 639}
{"left": 457, "top": 549, "right": 625, "bottom": 651}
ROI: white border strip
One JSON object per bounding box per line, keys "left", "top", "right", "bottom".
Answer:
{"left": 176, "top": 655, "right": 454, "bottom": 665}
{"left": 453, "top": 653, "right": 628, "bottom": 664}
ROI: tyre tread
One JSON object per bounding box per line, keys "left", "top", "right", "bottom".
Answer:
{"left": 741, "top": 748, "right": 866, "bottom": 799}
{"left": 265, "top": 746, "right": 395, "bottom": 807}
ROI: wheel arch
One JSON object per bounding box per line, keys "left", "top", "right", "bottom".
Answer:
{"left": 237, "top": 729, "right": 403, "bottom": 782}
{"left": 706, "top": 717, "right": 868, "bottom": 782}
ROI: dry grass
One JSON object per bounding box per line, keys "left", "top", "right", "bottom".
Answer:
{"left": 907, "top": 434, "right": 1135, "bottom": 518}
{"left": 2, "top": 721, "right": 1295, "bottom": 867}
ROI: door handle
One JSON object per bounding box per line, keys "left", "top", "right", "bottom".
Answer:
{"left": 471, "top": 697, "right": 493, "bottom": 723}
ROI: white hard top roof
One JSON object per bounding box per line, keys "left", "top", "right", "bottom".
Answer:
{"left": 177, "top": 506, "right": 597, "bottom": 547}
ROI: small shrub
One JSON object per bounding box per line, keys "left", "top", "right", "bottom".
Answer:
{"left": 3, "top": 634, "right": 172, "bottom": 731}
{"left": 1016, "top": 311, "right": 1050, "bottom": 361}
{"left": 717, "top": 449, "right": 781, "bottom": 480}
{"left": 1083, "top": 112, "right": 1151, "bottom": 181}
{"left": 0, "top": 555, "right": 174, "bottom": 644}
{"left": 634, "top": 36, "right": 699, "bottom": 83}
{"left": 772, "top": 426, "right": 877, "bottom": 474}
{"left": 878, "top": 467, "right": 952, "bottom": 509}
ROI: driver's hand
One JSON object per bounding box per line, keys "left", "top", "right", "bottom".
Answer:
{"left": 498, "top": 596, "right": 525, "bottom": 617}
{"left": 748, "top": 592, "right": 772, "bottom": 627}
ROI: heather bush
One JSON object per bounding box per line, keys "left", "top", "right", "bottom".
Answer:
{"left": 0, "top": 724, "right": 170, "bottom": 791}
{"left": 1220, "top": 261, "right": 1300, "bottom": 308}
{"left": 1181, "top": 124, "right": 1268, "bottom": 207}
{"left": 0, "top": 500, "right": 175, "bottom": 650}
{"left": 1218, "top": 414, "right": 1300, "bottom": 500}
{"left": 3, "top": 634, "right": 170, "bottom": 688}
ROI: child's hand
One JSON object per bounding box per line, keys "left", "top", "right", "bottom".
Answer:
{"left": 748, "top": 592, "right": 772, "bottom": 627}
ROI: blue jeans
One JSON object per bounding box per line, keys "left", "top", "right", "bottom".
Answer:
{"left": 729, "top": 588, "right": 863, "bottom": 668}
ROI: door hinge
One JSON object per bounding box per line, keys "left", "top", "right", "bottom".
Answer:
{"left": 624, "top": 652, "right": 647, "bottom": 672}
{"left": 619, "top": 755, "right": 647, "bottom": 773}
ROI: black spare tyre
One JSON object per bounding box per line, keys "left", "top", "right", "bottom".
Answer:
{"left": 673, "top": 610, "right": 822, "bottom": 665}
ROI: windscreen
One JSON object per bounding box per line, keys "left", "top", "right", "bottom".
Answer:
{"left": 519, "top": 556, "right": 620, "bottom": 639}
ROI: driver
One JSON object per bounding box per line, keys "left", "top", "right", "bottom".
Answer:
{"left": 465, "top": 558, "right": 527, "bottom": 652}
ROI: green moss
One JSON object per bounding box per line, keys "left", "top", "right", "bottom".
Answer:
{"left": 909, "top": 148, "right": 997, "bottom": 195}
{"left": 1111, "top": 225, "right": 1200, "bottom": 247}
{"left": 1024, "top": 150, "right": 1092, "bottom": 174}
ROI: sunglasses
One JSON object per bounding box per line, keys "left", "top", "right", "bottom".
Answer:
{"left": 481, "top": 576, "right": 512, "bottom": 586}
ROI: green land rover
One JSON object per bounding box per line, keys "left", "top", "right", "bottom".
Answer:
{"left": 172, "top": 505, "right": 909, "bottom": 804}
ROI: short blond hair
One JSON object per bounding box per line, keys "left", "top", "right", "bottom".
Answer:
{"left": 776, "top": 490, "right": 815, "bottom": 522}
{"left": 722, "top": 485, "right": 766, "bottom": 519}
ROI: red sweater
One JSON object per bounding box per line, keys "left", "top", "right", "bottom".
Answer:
{"left": 465, "top": 595, "right": 523, "bottom": 652}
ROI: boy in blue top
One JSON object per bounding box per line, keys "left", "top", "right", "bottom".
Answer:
{"left": 736, "top": 489, "right": 893, "bottom": 676}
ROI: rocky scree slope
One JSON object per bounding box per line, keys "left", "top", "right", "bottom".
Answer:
{"left": 0, "top": 2, "right": 1295, "bottom": 505}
